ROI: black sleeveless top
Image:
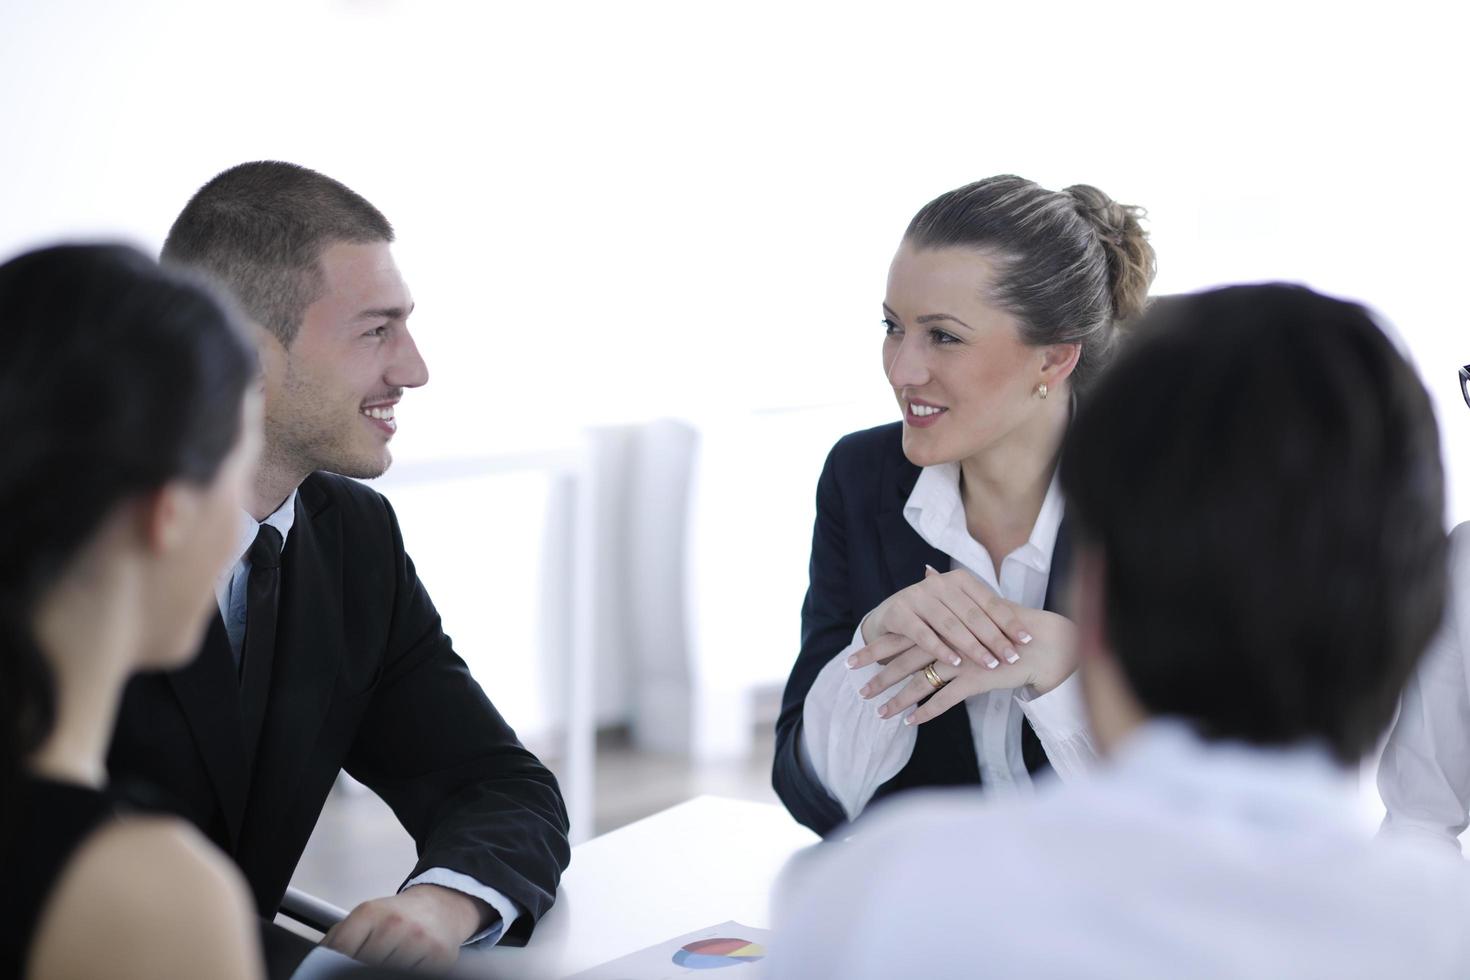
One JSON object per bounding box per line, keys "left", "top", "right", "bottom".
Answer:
{"left": 1, "top": 773, "right": 116, "bottom": 979}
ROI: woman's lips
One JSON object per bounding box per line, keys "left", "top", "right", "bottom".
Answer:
{"left": 904, "top": 402, "right": 948, "bottom": 428}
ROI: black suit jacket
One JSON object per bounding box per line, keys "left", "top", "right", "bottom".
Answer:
{"left": 108, "top": 472, "right": 570, "bottom": 949}
{"left": 773, "top": 422, "right": 1072, "bottom": 837}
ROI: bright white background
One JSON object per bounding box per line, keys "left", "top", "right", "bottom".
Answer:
{"left": 3, "top": 0, "right": 1468, "bottom": 755}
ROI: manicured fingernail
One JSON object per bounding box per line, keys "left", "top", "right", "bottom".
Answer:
{"left": 846, "top": 655, "right": 859, "bottom": 667}
{"left": 950, "top": 655, "right": 963, "bottom": 667}
{"left": 860, "top": 685, "right": 874, "bottom": 699}
{"left": 877, "top": 704, "right": 889, "bottom": 718}
{"left": 986, "top": 657, "right": 999, "bottom": 669}
{"left": 1005, "top": 648, "right": 1019, "bottom": 664}
{"left": 903, "top": 715, "right": 915, "bottom": 726}
{"left": 1018, "top": 631, "right": 1033, "bottom": 644}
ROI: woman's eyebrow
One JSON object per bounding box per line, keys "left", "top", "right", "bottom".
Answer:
{"left": 882, "top": 305, "right": 974, "bottom": 331}
{"left": 916, "top": 312, "right": 974, "bottom": 331}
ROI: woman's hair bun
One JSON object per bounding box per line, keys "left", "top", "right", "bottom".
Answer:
{"left": 1064, "top": 184, "right": 1156, "bottom": 322}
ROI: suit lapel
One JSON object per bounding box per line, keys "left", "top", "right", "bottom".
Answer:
{"left": 166, "top": 612, "right": 251, "bottom": 847}
{"left": 1042, "top": 517, "right": 1072, "bottom": 614}
{"left": 876, "top": 448, "right": 950, "bottom": 593}
{"left": 241, "top": 482, "right": 342, "bottom": 842}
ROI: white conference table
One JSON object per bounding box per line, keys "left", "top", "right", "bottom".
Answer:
{"left": 458, "top": 796, "right": 820, "bottom": 979}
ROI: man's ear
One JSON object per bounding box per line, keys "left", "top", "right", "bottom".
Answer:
{"left": 250, "top": 320, "right": 288, "bottom": 380}
{"left": 1041, "top": 342, "right": 1082, "bottom": 389}
{"left": 139, "top": 483, "right": 195, "bottom": 554}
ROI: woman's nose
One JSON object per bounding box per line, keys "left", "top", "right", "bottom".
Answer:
{"left": 884, "top": 336, "right": 930, "bottom": 388}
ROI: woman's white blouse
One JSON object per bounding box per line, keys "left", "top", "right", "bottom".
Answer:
{"left": 799, "top": 462, "right": 1097, "bottom": 821}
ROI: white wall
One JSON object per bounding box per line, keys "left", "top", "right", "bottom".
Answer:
{"left": 4, "top": 0, "right": 1468, "bottom": 740}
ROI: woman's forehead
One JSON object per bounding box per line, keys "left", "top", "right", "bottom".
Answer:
{"left": 886, "top": 245, "right": 1019, "bottom": 335}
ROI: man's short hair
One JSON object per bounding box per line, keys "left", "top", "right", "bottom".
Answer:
{"left": 161, "top": 161, "right": 394, "bottom": 346}
{"left": 1060, "top": 283, "right": 1446, "bottom": 762}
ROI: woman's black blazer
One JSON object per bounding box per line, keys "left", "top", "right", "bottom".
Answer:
{"left": 772, "top": 421, "right": 1071, "bottom": 837}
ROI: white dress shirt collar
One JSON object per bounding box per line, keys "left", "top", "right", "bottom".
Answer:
{"left": 213, "top": 490, "right": 299, "bottom": 614}
{"left": 233, "top": 489, "right": 298, "bottom": 565}
{"left": 903, "top": 461, "right": 1064, "bottom": 580}
{"left": 1111, "top": 719, "right": 1356, "bottom": 826}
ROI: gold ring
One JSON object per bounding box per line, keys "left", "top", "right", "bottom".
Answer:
{"left": 922, "top": 663, "right": 947, "bottom": 690}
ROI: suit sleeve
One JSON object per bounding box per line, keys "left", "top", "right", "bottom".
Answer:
{"left": 342, "top": 498, "right": 570, "bottom": 946}
{"left": 773, "top": 444, "right": 862, "bottom": 837}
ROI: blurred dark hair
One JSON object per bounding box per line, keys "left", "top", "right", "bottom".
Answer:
{"left": 1061, "top": 284, "right": 1446, "bottom": 763}
{"left": 0, "top": 243, "right": 254, "bottom": 789}
{"left": 905, "top": 175, "right": 1156, "bottom": 393}
{"left": 161, "top": 161, "right": 394, "bottom": 347}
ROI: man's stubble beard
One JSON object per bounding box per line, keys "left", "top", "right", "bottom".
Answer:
{"left": 271, "top": 369, "right": 393, "bottom": 482}
{"left": 283, "top": 412, "right": 392, "bottom": 480}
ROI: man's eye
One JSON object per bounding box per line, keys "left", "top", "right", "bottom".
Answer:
{"left": 365, "top": 325, "right": 388, "bottom": 338}
{"left": 931, "top": 328, "right": 959, "bottom": 345}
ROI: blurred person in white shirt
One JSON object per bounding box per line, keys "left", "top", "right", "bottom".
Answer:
{"left": 1378, "top": 362, "right": 1470, "bottom": 849}
{"left": 770, "top": 283, "right": 1470, "bottom": 980}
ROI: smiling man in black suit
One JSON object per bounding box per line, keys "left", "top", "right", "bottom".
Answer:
{"left": 108, "top": 161, "right": 569, "bottom": 974}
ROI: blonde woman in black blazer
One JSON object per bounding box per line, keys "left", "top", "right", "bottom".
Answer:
{"left": 774, "top": 176, "right": 1156, "bottom": 836}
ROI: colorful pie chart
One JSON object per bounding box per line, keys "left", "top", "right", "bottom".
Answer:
{"left": 671, "top": 937, "right": 767, "bottom": 970}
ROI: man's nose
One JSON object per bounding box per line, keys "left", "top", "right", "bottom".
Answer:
{"left": 387, "top": 325, "right": 429, "bottom": 389}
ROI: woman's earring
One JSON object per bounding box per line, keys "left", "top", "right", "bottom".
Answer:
{"left": 1036, "top": 382, "right": 1049, "bottom": 400}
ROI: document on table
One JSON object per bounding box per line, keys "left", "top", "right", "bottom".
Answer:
{"left": 566, "top": 921, "right": 771, "bottom": 979}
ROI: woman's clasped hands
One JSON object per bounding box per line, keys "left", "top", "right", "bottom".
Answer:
{"left": 847, "top": 566, "right": 1078, "bottom": 726}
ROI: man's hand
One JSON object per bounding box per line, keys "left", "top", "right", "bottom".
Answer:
{"left": 322, "top": 883, "right": 493, "bottom": 970}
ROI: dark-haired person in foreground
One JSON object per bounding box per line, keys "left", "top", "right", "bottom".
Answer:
{"left": 769, "top": 285, "right": 1470, "bottom": 979}
{"left": 107, "top": 162, "right": 569, "bottom": 974}
{"left": 0, "top": 245, "right": 263, "bottom": 979}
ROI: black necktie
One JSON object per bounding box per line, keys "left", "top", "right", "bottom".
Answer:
{"left": 240, "top": 523, "right": 283, "bottom": 769}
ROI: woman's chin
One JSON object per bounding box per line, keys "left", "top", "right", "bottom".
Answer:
{"left": 900, "top": 430, "right": 961, "bottom": 468}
